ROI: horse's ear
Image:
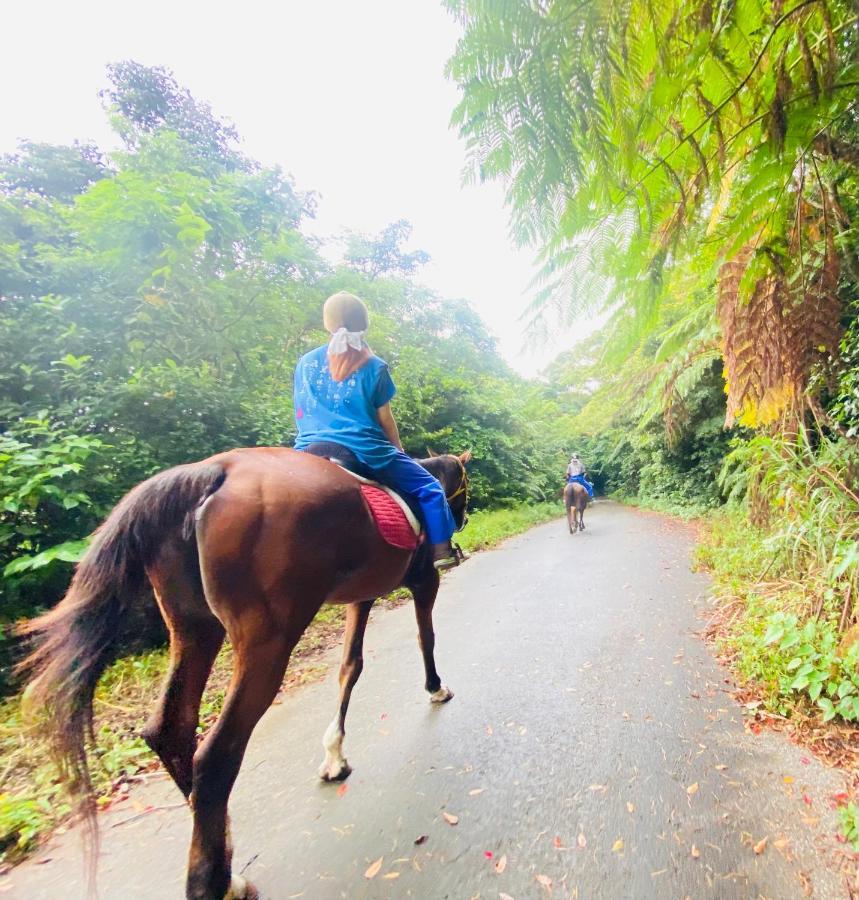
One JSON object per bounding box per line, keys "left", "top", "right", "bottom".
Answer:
{"left": 459, "top": 449, "right": 473, "bottom": 465}
{"left": 426, "top": 447, "right": 439, "bottom": 458}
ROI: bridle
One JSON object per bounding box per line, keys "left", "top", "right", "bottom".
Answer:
{"left": 445, "top": 457, "right": 470, "bottom": 533}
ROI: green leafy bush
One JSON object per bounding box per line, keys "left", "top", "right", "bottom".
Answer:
{"left": 839, "top": 803, "right": 859, "bottom": 852}
{"left": 758, "top": 612, "right": 859, "bottom": 722}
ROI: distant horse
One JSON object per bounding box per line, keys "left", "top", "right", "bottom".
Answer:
{"left": 20, "top": 446, "right": 470, "bottom": 899}
{"left": 564, "top": 481, "right": 588, "bottom": 534}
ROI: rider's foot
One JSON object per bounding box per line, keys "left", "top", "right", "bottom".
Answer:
{"left": 432, "top": 542, "right": 460, "bottom": 570}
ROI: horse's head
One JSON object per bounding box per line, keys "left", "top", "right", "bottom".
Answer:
{"left": 420, "top": 449, "right": 472, "bottom": 532}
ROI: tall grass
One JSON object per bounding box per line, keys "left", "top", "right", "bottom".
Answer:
{"left": 719, "top": 426, "right": 859, "bottom": 628}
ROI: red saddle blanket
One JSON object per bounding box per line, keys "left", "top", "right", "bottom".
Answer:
{"left": 360, "top": 484, "right": 420, "bottom": 551}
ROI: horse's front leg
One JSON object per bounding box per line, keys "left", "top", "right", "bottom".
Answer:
{"left": 318, "top": 599, "right": 374, "bottom": 782}
{"left": 411, "top": 570, "right": 453, "bottom": 703}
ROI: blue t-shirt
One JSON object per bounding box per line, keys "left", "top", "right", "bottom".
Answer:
{"left": 293, "top": 345, "right": 398, "bottom": 468}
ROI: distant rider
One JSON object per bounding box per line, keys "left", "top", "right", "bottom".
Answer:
{"left": 565, "top": 454, "right": 594, "bottom": 501}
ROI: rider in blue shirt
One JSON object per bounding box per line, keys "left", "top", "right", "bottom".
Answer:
{"left": 294, "top": 291, "right": 459, "bottom": 570}
{"left": 566, "top": 454, "right": 594, "bottom": 500}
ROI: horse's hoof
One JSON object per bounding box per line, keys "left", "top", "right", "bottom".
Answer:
{"left": 225, "top": 874, "right": 259, "bottom": 899}
{"left": 430, "top": 686, "right": 454, "bottom": 703}
{"left": 319, "top": 759, "right": 352, "bottom": 782}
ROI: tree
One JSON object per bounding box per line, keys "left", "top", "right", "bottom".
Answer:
{"left": 446, "top": 0, "right": 858, "bottom": 428}
{"left": 343, "top": 219, "right": 430, "bottom": 279}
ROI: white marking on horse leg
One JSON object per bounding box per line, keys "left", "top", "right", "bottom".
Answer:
{"left": 225, "top": 874, "right": 248, "bottom": 899}
{"left": 318, "top": 717, "right": 351, "bottom": 781}
{"left": 430, "top": 685, "right": 454, "bottom": 703}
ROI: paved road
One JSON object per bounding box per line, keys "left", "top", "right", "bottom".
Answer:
{"left": 7, "top": 503, "right": 851, "bottom": 899}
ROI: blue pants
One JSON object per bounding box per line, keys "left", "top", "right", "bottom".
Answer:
{"left": 375, "top": 451, "right": 456, "bottom": 545}
{"left": 567, "top": 473, "right": 594, "bottom": 499}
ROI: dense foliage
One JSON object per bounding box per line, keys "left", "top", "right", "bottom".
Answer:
{"left": 0, "top": 64, "right": 572, "bottom": 654}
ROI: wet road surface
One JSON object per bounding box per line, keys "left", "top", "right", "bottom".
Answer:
{"left": 7, "top": 503, "right": 851, "bottom": 898}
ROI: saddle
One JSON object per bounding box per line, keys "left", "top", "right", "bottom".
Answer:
{"left": 304, "top": 442, "right": 422, "bottom": 551}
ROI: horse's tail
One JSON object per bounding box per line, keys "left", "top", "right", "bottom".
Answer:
{"left": 17, "top": 460, "right": 226, "bottom": 872}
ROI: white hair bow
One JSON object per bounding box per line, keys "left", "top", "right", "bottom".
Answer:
{"left": 328, "top": 327, "right": 366, "bottom": 355}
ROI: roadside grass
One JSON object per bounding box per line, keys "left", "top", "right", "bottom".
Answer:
{"left": 696, "top": 507, "right": 859, "bottom": 727}
{"left": 695, "top": 505, "right": 859, "bottom": 847}
{"left": 0, "top": 501, "right": 560, "bottom": 863}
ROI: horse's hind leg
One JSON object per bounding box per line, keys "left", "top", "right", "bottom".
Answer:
{"left": 187, "top": 623, "right": 296, "bottom": 900}
{"left": 318, "top": 599, "right": 374, "bottom": 782}
{"left": 411, "top": 571, "right": 453, "bottom": 703}
{"left": 143, "top": 546, "right": 225, "bottom": 798}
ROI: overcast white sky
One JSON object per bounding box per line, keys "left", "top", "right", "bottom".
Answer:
{"left": 0, "top": 0, "right": 584, "bottom": 375}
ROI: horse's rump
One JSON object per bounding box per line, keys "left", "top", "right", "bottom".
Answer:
{"left": 197, "top": 448, "right": 415, "bottom": 610}
{"left": 564, "top": 481, "right": 588, "bottom": 509}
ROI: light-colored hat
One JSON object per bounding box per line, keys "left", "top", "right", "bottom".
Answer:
{"left": 323, "top": 291, "right": 369, "bottom": 334}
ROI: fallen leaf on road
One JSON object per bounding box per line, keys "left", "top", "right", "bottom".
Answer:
{"left": 715, "top": 764, "right": 728, "bottom": 771}
{"left": 626, "top": 802, "right": 635, "bottom": 813}
{"left": 577, "top": 833, "right": 587, "bottom": 849}
{"left": 802, "top": 794, "right": 812, "bottom": 806}
{"left": 553, "top": 836, "right": 563, "bottom": 849}
{"left": 612, "top": 839, "right": 624, "bottom": 853}
{"left": 687, "top": 783, "right": 699, "bottom": 795}
{"left": 588, "top": 784, "right": 607, "bottom": 792}
{"left": 364, "top": 857, "right": 383, "bottom": 879}
{"left": 337, "top": 783, "right": 348, "bottom": 797}
{"left": 486, "top": 725, "right": 493, "bottom": 736}
{"left": 443, "top": 812, "right": 459, "bottom": 826}
{"left": 414, "top": 834, "right": 428, "bottom": 845}
{"left": 383, "top": 872, "right": 400, "bottom": 880}
{"left": 773, "top": 837, "right": 789, "bottom": 850}
{"left": 753, "top": 837, "right": 767, "bottom": 855}
{"left": 535, "top": 873, "right": 552, "bottom": 892}
{"left": 495, "top": 855, "right": 507, "bottom": 873}
{"left": 691, "top": 845, "right": 700, "bottom": 859}
{"left": 800, "top": 756, "right": 810, "bottom": 765}
{"left": 470, "top": 788, "right": 485, "bottom": 796}
{"left": 484, "top": 851, "right": 493, "bottom": 859}
{"left": 783, "top": 776, "right": 794, "bottom": 784}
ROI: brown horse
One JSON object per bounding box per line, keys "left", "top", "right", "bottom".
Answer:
{"left": 564, "top": 481, "right": 588, "bottom": 534}
{"left": 19, "top": 446, "right": 471, "bottom": 899}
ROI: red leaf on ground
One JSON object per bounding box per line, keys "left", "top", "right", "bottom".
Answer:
{"left": 535, "top": 873, "right": 553, "bottom": 892}
{"left": 337, "top": 783, "right": 348, "bottom": 797}
{"left": 484, "top": 851, "right": 493, "bottom": 859}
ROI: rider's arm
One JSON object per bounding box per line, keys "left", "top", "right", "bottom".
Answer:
{"left": 377, "top": 403, "right": 404, "bottom": 451}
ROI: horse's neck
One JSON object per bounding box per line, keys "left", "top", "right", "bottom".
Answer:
{"left": 418, "top": 456, "right": 453, "bottom": 493}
